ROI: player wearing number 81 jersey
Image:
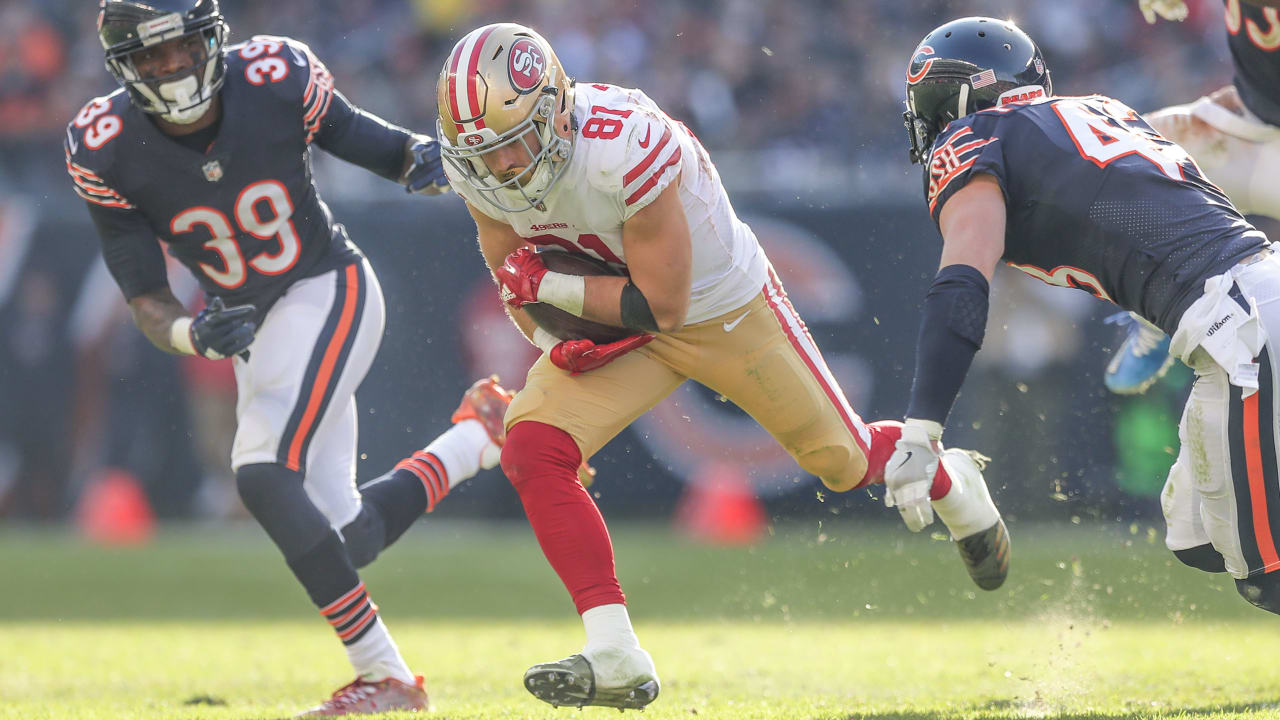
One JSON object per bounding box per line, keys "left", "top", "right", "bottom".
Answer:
{"left": 897, "top": 16, "right": 1280, "bottom": 625}
{"left": 65, "top": 0, "right": 510, "bottom": 714}
{"left": 438, "top": 22, "right": 1014, "bottom": 711}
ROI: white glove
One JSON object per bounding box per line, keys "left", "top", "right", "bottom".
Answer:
{"left": 1138, "top": 0, "right": 1188, "bottom": 24}
{"left": 884, "top": 418, "right": 944, "bottom": 532}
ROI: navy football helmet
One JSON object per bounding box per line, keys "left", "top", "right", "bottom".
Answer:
{"left": 98, "top": 0, "right": 229, "bottom": 124}
{"left": 904, "top": 17, "right": 1051, "bottom": 164}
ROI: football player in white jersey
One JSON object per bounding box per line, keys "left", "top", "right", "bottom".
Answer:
{"left": 1107, "top": 0, "right": 1280, "bottom": 395}
{"left": 436, "top": 23, "right": 1011, "bottom": 711}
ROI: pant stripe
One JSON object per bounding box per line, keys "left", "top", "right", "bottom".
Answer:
{"left": 279, "top": 263, "right": 367, "bottom": 472}
{"left": 762, "top": 268, "right": 871, "bottom": 453}
{"left": 1230, "top": 347, "right": 1280, "bottom": 574}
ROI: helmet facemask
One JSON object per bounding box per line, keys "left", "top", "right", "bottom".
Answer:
{"left": 105, "top": 18, "right": 228, "bottom": 124}
{"left": 439, "top": 82, "right": 573, "bottom": 213}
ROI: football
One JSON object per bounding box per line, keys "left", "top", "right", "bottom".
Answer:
{"left": 523, "top": 250, "right": 633, "bottom": 344}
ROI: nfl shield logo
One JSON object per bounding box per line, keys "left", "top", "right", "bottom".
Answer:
{"left": 202, "top": 160, "right": 223, "bottom": 182}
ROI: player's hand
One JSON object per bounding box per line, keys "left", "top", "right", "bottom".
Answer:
{"left": 190, "top": 297, "right": 257, "bottom": 359}
{"left": 549, "top": 335, "right": 654, "bottom": 375}
{"left": 494, "top": 247, "right": 548, "bottom": 309}
{"left": 883, "top": 418, "right": 943, "bottom": 532}
{"left": 1138, "top": 0, "right": 1187, "bottom": 23}
{"left": 403, "top": 138, "right": 450, "bottom": 195}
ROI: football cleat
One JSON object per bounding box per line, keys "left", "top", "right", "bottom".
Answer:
{"left": 1103, "top": 311, "right": 1174, "bottom": 395}
{"left": 296, "top": 675, "right": 429, "bottom": 716}
{"left": 453, "top": 374, "right": 597, "bottom": 487}
{"left": 934, "top": 449, "right": 1010, "bottom": 591}
{"left": 524, "top": 649, "right": 660, "bottom": 711}
{"left": 451, "top": 375, "right": 515, "bottom": 446}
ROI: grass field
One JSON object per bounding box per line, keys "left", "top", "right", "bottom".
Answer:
{"left": 3, "top": 519, "right": 1279, "bottom": 720}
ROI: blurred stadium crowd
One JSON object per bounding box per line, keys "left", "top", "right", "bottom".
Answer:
{"left": 0, "top": 0, "right": 1234, "bottom": 193}
{"left": 0, "top": 0, "right": 1246, "bottom": 524}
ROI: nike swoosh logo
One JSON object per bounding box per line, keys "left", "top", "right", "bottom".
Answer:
{"left": 722, "top": 311, "right": 750, "bottom": 332}
{"left": 638, "top": 125, "right": 652, "bottom": 148}
{"left": 893, "top": 451, "right": 914, "bottom": 472}
{"left": 65, "top": 125, "right": 79, "bottom": 154}
{"left": 288, "top": 45, "right": 308, "bottom": 67}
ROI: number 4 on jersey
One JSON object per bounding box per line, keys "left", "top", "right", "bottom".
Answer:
{"left": 1053, "top": 98, "right": 1188, "bottom": 180}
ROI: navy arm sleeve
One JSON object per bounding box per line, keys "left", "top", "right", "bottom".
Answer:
{"left": 905, "top": 264, "right": 990, "bottom": 425}
{"left": 313, "top": 88, "right": 413, "bottom": 182}
{"left": 86, "top": 201, "right": 170, "bottom": 300}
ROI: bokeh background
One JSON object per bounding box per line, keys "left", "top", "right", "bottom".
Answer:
{"left": 0, "top": 0, "right": 1256, "bottom": 540}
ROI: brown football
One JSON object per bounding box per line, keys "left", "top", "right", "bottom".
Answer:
{"left": 523, "top": 251, "right": 633, "bottom": 344}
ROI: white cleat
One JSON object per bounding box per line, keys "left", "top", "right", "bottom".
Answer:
{"left": 933, "top": 449, "right": 1009, "bottom": 591}
{"left": 524, "top": 645, "right": 659, "bottom": 710}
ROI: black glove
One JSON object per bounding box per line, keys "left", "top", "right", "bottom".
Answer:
{"left": 403, "top": 138, "right": 450, "bottom": 195}
{"left": 190, "top": 297, "right": 257, "bottom": 359}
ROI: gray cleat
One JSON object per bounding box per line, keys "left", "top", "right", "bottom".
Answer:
{"left": 524, "top": 654, "right": 660, "bottom": 710}
{"left": 956, "top": 518, "right": 1010, "bottom": 590}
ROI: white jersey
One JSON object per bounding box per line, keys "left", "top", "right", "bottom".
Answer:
{"left": 447, "top": 82, "right": 769, "bottom": 324}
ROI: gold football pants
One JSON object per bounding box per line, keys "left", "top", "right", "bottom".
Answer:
{"left": 506, "top": 272, "right": 872, "bottom": 491}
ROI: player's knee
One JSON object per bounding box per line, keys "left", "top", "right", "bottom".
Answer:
{"left": 1236, "top": 573, "right": 1280, "bottom": 616}
{"left": 1172, "top": 543, "right": 1227, "bottom": 573}
{"left": 501, "top": 421, "right": 582, "bottom": 493}
{"left": 341, "top": 505, "right": 386, "bottom": 569}
{"left": 235, "top": 462, "right": 328, "bottom": 560}
{"left": 801, "top": 445, "right": 865, "bottom": 493}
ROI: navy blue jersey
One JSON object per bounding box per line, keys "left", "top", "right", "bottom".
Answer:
{"left": 1226, "top": 0, "right": 1280, "bottom": 126}
{"left": 65, "top": 35, "right": 412, "bottom": 314}
{"left": 924, "top": 94, "right": 1267, "bottom": 334}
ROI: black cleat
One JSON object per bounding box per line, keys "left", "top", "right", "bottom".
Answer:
{"left": 956, "top": 518, "right": 1010, "bottom": 591}
{"left": 524, "top": 653, "right": 659, "bottom": 711}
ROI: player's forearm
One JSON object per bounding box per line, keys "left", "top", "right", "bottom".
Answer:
{"left": 127, "top": 288, "right": 191, "bottom": 355}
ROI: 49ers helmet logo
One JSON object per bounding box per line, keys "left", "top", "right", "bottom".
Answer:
{"left": 508, "top": 38, "right": 546, "bottom": 93}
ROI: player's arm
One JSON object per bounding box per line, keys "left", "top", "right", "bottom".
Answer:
{"left": 86, "top": 203, "right": 256, "bottom": 359}
{"left": 608, "top": 181, "right": 692, "bottom": 333}
{"left": 884, "top": 174, "right": 1005, "bottom": 529}
{"left": 906, "top": 173, "right": 1006, "bottom": 428}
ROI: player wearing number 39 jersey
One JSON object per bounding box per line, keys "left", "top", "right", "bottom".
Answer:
{"left": 898, "top": 16, "right": 1280, "bottom": 624}
{"left": 65, "top": 0, "right": 515, "bottom": 714}
{"left": 437, "top": 22, "right": 1012, "bottom": 711}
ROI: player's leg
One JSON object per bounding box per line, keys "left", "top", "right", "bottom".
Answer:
{"left": 503, "top": 350, "right": 682, "bottom": 710}
{"left": 345, "top": 376, "right": 510, "bottom": 567}
{"left": 230, "top": 261, "right": 426, "bottom": 713}
{"left": 692, "top": 275, "right": 1008, "bottom": 589}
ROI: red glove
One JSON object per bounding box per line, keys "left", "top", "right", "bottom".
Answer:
{"left": 549, "top": 334, "right": 655, "bottom": 375}
{"left": 493, "top": 246, "right": 547, "bottom": 308}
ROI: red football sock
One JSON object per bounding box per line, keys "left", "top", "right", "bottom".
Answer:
{"left": 858, "top": 420, "right": 951, "bottom": 500}
{"left": 501, "top": 421, "right": 624, "bottom": 614}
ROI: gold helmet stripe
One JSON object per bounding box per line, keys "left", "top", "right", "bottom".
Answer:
{"left": 446, "top": 25, "right": 497, "bottom": 134}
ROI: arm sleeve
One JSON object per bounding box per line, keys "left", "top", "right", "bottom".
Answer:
{"left": 904, "top": 264, "right": 990, "bottom": 425}
{"left": 312, "top": 87, "right": 413, "bottom": 182}
{"left": 85, "top": 201, "right": 170, "bottom": 301}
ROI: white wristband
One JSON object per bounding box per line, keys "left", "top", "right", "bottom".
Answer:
{"left": 170, "top": 317, "right": 197, "bottom": 355}
{"left": 532, "top": 326, "right": 561, "bottom": 354}
{"left": 536, "top": 271, "right": 586, "bottom": 317}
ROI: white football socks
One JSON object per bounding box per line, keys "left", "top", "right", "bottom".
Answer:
{"left": 426, "top": 419, "right": 501, "bottom": 481}
{"left": 582, "top": 603, "right": 641, "bottom": 651}
{"left": 345, "top": 617, "right": 415, "bottom": 684}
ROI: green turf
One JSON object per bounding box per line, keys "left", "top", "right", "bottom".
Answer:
{"left": 2, "top": 520, "right": 1279, "bottom": 719}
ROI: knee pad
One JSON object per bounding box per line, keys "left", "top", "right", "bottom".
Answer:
{"left": 501, "top": 421, "right": 582, "bottom": 494}
{"left": 235, "top": 463, "right": 330, "bottom": 560}
{"left": 1236, "top": 572, "right": 1280, "bottom": 615}
{"left": 799, "top": 444, "right": 864, "bottom": 493}
{"left": 1173, "top": 543, "right": 1227, "bottom": 573}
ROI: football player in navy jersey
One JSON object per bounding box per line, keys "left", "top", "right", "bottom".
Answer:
{"left": 1106, "top": 0, "right": 1280, "bottom": 394}
{"left": 66, "top": 0, "right": 513, "bottom": 714}
{"left": 893, "top": 16, "right": 1280, "bottom": 619}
